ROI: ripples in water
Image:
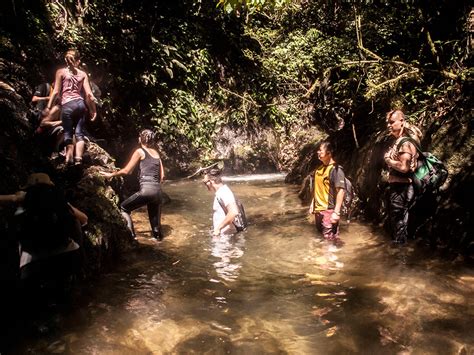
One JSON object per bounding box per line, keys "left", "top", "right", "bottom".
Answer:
{"left": 8, "top": 176, "right": 474, "bottom": 354}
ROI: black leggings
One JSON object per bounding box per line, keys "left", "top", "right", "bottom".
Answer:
{"left": 120, "top": 182, "right": 163, "bottom": 238}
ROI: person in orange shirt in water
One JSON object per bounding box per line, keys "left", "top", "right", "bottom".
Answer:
{"left": 309, "top": 141, "right": 346, "bottom": 243}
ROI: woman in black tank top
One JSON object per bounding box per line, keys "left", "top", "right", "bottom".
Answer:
{"left": 100, "top": 129, "right": 165, "bottom": 240}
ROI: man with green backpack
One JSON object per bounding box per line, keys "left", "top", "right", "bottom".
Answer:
{"left": 384, "top": 109, "right": 448, "bottom": 244}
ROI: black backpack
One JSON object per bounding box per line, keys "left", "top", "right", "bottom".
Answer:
{"left": 217, "top": 197, "right": 248, "bottom": 232}
{"left": 332, "top": 165, "right": 355, "bottom": 219}
{"left": 17, "top": 185, "right": 75, "bottom": 253}
{"left": 233, "top": 198, "right": 248, "bottom": 232}
{"left": 309, "top": 165, "right": 355, "bottom": 220}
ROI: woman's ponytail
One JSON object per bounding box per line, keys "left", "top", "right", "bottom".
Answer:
{"left": 139, "top": 129, "right": 158, "bottom": 148}
{"left": 64, "top": 49, "right": 80, "bottom": 74}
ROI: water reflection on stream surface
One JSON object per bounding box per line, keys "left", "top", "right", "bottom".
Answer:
{"left": 14, "top": 175, "right": 474, "bottom": 354}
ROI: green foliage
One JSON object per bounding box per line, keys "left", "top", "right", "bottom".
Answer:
{"left": 150, "top": 89, "right": 220, "bottom": 150}
{"left": 0, "top": 0, "right": 470, "bottom": 163}
{"left": 0, "top": 0, "right": 470, "bottom": 256}
{"left": 184, "top": 49, "right": 212, "bottom": 89}
{"left": 217, "top": 0, "right": 291, "bottom": 14}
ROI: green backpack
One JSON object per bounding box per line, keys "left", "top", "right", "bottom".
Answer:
{"left": 397, "top": 137, "right": 448, "bottom": 194}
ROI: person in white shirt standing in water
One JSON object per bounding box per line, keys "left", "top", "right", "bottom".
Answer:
{"left": 203, "top": 169, "right": 238, "bottom": 236}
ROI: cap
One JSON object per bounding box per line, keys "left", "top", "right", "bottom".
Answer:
{"left": 20, "top": 173, "right": 55, "bottom": 189}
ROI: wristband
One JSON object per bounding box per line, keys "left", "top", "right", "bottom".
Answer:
{"left": 333, "top": 211, "right": 340, "bottom": 216}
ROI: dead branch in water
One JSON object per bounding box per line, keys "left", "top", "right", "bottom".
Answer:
{"left": 185, "top": 161, "right": 221, "bottom": 179}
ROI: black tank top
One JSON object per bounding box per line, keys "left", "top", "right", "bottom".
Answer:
{"left": 139, "top": 148, "right": 161, "bottom": 184}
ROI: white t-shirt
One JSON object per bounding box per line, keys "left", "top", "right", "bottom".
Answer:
{"left": 213, "top": 184, "right": 238, "bottom": 235}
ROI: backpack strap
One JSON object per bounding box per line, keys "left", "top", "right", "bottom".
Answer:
{"left": 217, "top": 197, "right": 227, "bottom": 214}
{"left": 396, "top": 136, "right": 422, "bottom": 154}
{"left": 309, "top": 168, "right": 316, "bottom": 194}
{"left": 140, "top": 147, "right": 149, "bottom": 158}
{"left": 217, "top": 197, "right": 241, "bottom": 230}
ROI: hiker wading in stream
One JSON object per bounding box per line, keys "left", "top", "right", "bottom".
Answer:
{"left": 203, "top": 169, "right": 238, "bottom": 237}
{"left": 100, "top": 129, "right": 165, "bottom": 240}
{"left": 309, "top": 141, "right": 346, "bottom": 244}
{"left": 384, "top": 109, "right": 421, "bottom": 244}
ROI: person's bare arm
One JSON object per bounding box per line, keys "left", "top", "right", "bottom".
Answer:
{"left": 0, "top": 191, "right": 26, "bottom": 206}
{"left": 45, "top": 70, "right": 62, "bottom": 112}
{"left": 213, "top": 202, "right": 239, "bottom": 236}
{"left": 40, "top": 117, "right": 62, "bottom": 128}
{"left": 83, "top": 74, "right": 97, "bottom": 121}
{"left": 100, "top": 149, "right": 142, "bottom": 178}
{"left": 160, "top": 158, "right": 165, "bottom": 182}
{"left": 68, "top": 203, "right": 88, "bottom": 226}
{"left": 330, "top": 188, "right": 345, "bottom": 223}
{"left": 308, "top": 198, "right": 315, "bottom": 214}
{"left": 31, "top": 95, "right": 49, "bottom": 103}
{"left": 82, "top": 73, "right": 95, "bottom": 100}
{"left": 384, "top": 141, "right": 416, "bottom": 173}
